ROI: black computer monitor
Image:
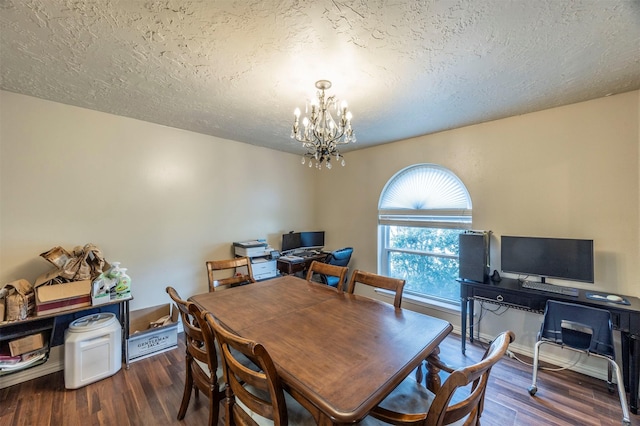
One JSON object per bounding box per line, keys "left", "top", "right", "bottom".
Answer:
{"left": 281, "top": 231, "right": 325, "bottom": 253}
{"left": 501, "top": 235, "right": 594, "bottom": 283}
{"left": 281, "top": 232, "right": 302, "bottom": 252}
{"left": 300, "top": 231, "right": 324, "bottom": 250}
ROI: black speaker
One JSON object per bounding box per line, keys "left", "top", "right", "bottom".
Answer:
{"left": 459, "top": 232, "right": 489, "bottom": 283}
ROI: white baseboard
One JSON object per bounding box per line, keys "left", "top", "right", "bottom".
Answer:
{"left": 470, "top": 330, "right": 609, "bottom": 382}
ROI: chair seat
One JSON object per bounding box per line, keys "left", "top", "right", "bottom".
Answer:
{"left": 193, "top": 347, "right": 257, "bottom": 388}
{"left": 358, "top": 376, "right": 431, "bottom": 426}
{"left": 358, "top": 375, "right": 470, "bottom": 426}
{"left": 235, "top": 385, "right": 317, "bottom": 425}
{"left": 194, "top": 358, "right": 226, "bottom": 391}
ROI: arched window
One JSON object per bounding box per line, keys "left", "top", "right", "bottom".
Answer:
{"left": 378, "top": 164, "right": 472, "bottom": 304}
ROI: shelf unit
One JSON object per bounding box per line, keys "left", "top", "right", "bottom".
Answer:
{"left": 0, "top": 316, "right": 54, "bottom": 376}
{"left": 0, "top": 297, "right": 131, "bottom": 382}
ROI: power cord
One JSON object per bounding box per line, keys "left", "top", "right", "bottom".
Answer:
{"left": 464, "top": 300, "right": 510, "bottom": 341}
{"left": 470, "top": 303, "right": 583, "bottom": 371}
{"left": 506, "top": 347, "right": 583, "bottom": 371}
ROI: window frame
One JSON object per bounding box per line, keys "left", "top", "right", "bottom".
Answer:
{"left": 377, "top": 164, "right": 472, "bottom": 305}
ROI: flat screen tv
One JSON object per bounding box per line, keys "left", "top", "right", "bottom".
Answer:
{"left": 501, "top": 236, "right": 594, "bottom": 283}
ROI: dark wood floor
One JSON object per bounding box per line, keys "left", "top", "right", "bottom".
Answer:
{"left": 1, "top": 333, "right": 635, "bottom": 425}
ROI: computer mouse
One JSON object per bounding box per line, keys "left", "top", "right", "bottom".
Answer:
{"left": 606, "top": 294, "right": 623, "bottom": 302}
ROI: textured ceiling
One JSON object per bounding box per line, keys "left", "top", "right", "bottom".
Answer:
{"left": 1, "top": 1, "right": 639, "bottom": 156}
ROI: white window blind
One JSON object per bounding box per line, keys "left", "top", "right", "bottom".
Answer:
{"left": 378, "top": 164, "right": 472, "bottom": 229}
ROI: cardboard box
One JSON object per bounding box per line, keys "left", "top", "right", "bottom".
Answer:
{"left": 9, "top": 332, "right": 45, "bottom": 356}
{"left": 34, "top": 276, "right": 92, "bottom": 315}
{"left": 128, "top": 304, "right": 178, "bottom": 362}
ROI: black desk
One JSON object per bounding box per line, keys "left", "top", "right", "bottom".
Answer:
{"left": 276, "top": 252, "right": 328, "bottom": 276}
{"left": 460, "top": 278, "right": 640, "bottom": 414}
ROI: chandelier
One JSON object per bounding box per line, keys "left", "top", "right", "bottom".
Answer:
{"left": 291, "top": 80, "right": 356, "bottom": 169}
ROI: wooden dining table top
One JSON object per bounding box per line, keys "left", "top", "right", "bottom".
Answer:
{"left": 190, "top": 274, "right": 453, "bottom": 425}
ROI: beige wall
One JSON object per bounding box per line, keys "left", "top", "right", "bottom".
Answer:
{"left": 0, "top": 90, "right": 318, "bottom": 310}
{"left": 320, "top": 90, "right": 640, "bottom": 294}
{"left": 1, "top": 89, "right": 639, "bottom": 367}
{"left": 316, "top": 90, "right": 640, "bottom": 359}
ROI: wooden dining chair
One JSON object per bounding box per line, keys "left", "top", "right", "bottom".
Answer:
{"left": 360, "top": 330, "right": 515, "bottom": 426}
{"left": 305, "top": 260, "right": 348, "bottom": 291}
{"left": 346, "top": 270, "right": 406, "bottom": 308}
{"left": 202, "top": 311, "right": 316, "bottom": 426}
{"left": 206, "top": 256, "right": 256, "bottom": 292}
{"left": 165, "top": 287, "right": 224, "bottom": 426}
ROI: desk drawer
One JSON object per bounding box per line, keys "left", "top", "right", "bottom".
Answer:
{"left": 277, "top": 260, "right": 306, "bottom": 275}
{"left": 471, "top": 288, "right": 545, "bottom": 313}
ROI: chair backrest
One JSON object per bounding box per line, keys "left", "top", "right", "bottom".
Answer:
{"left": 427, "top": 330, "right": 515, "bottom": 426}
{"left": 203, "top": 311, "right": 290, "bottom": 426}
{"left": 321, "top": 247, "right": 353, "bottom": 287}
{"left": 305, "top": 260, "right": 348, "bottom": 291}
{"left": 325, "top": 247, "right": 353, "bottom": 267}
{"left": 346, "top": 270, "right": 406, "bottom": 308}
{"left": 206, "top": 257, "right": 255, "bottom": 292}
{"left": 540, "top": 300, "right": 615, "bottom": 358}
{"left": 165, "top": 286, "right": 217, "bottom": 372}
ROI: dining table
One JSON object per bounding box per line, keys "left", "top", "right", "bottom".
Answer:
{"left": 190, "top": 274, "right": 453, "bottom": 425}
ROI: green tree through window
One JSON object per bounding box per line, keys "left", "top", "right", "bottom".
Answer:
{"left": 378, "top": 164, "right": 472, "bottom": 303}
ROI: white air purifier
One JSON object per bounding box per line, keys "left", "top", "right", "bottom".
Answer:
{"left": 64, "top": 312, "right": 121, "bottom": 389}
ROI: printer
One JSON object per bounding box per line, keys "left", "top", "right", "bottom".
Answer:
{"left": 233, "top": 240, "right": 278, "bottom": 281}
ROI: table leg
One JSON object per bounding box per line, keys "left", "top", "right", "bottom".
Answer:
{"left": 425, "top": 346, "right": 443, "bottom": 393}
{"left": 316, "top": 415, "right": 337, "bottom": 426}
{"left": 469, "top": 298, "right": 475, "bottom": 343}
{"left": 123, "top": 299, "right": 130, "bottom": 369}
{"left": 461, "top": 297, "right": 467, "bottom": 355}
{"left": 630, "top": 334, "right": 639, "bottom": 414}
{"left": 620, "top": 331, "right": 638, "bottom": 414}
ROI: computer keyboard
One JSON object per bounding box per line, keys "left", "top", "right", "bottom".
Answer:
{"left": 280, "top": 255, "right": 304, "bottom": 262}
{"left": 296, "top": 250, "right": 319, "bottom": 257}
{"left": 521, "top": 280, "right": 579, "bottom": 297}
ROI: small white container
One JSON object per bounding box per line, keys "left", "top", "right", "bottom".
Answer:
{"left": 64, "top": 312, "right": 121, "bottom": 389}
